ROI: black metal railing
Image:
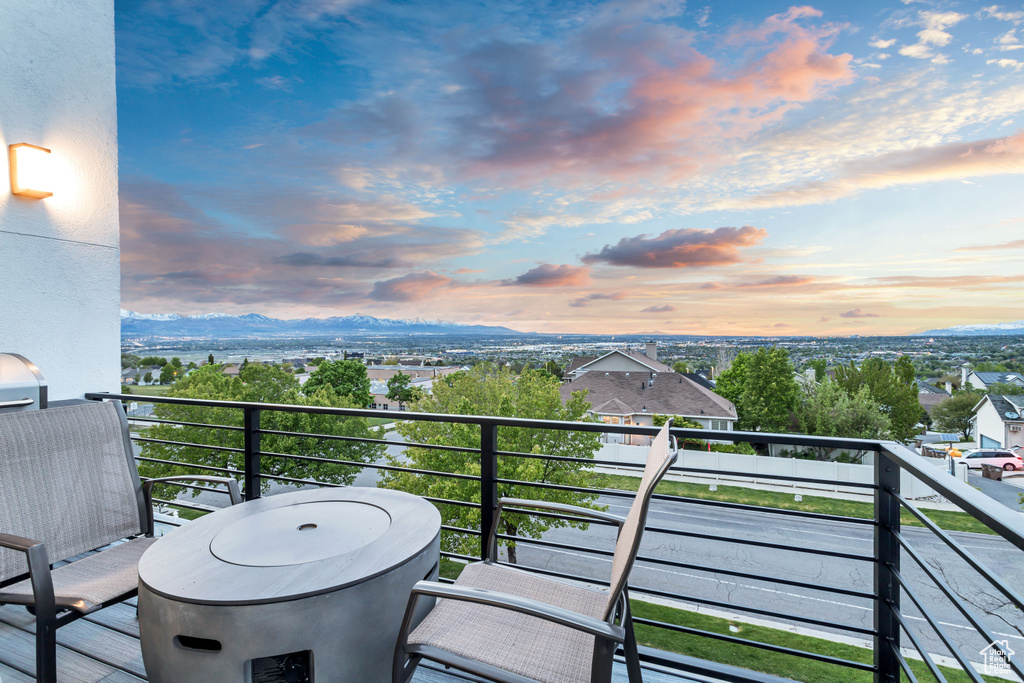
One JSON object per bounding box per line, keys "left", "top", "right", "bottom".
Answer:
{"left": 87, "top": 392, "right": 1024, "bottom": 683}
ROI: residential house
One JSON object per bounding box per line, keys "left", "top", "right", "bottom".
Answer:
{"left": 917, "top": 380, "right": 951, "bottom": 417}
{"left": 972, "top": 394, "right": 1024, "bottom": 449}
{"left": 369, "top": 377, "right": 434, "bottom": 410}
{"left": 559, "top": 370, "right": 737, "bottom": 445}
{"left": 564, "top": 342, "right": 671, "bottom": 380}
{"left": 962, "top": 365, "right": 1024, "bottom": 391}
{"left": 366, "top": 365, "right": 461, "bottom": 381}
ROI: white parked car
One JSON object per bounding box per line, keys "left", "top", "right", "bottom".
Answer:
{"left": 960, "top": 449, "right": 1023, "bottom": 471}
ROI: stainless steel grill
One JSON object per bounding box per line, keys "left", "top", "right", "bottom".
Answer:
{"left": 0, "top": 353, "right": 48, "bottom": 412}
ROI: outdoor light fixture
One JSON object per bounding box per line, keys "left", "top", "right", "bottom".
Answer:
{"left": 9, "top": 143, "right": 53, "bottom": 198}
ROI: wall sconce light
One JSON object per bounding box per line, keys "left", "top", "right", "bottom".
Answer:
{"left": 9, "top": 143, "right": 53, "bottom": 199}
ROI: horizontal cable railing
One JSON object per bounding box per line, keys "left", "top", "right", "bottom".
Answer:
{"left": 89, "top": 391, "right": 1024, "bottom": 683}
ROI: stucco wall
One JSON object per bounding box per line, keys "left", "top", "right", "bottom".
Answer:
{"left": 0, "top": 0, "right": 119, "bottom": 399}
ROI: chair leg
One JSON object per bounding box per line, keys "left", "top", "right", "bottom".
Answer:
{"left": 35, "top": 609, "right": 58, "bottom": 683}
{"left": 622, "top": 598, "right": 643, "bottom": 683}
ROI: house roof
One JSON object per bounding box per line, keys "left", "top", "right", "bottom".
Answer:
{"left": 973, "top": 371, "right": 1024, "bottom": 385}
{"left": 917, "top": 381, "right": 949, "bottom": 395}
{"left": 985, "top": 394, "right": 1024, "bottom": 422}
{"left": 560, "top": 371, "right": 736, "bottom": 419}
{"left": 918, "top": 393, "right": 949, "bottom": 414}
{"left": 571, "top": 349, "right": 672, "bottom": 375}
{"left": 565, "top": 356, "right": 598, "bottom": 373}
{"left": 683, "top": 373, "right": 714, "bottom": 390}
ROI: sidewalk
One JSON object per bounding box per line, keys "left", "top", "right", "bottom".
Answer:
{"left": 968, "top": 471, "right": 1024, "bottom": 512}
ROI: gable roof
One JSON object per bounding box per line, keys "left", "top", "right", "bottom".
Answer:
{"left": 560, "top": 371, "right": 736, "bottom": 419}
{"left": 983, "top": 394, "right": 1024, "bottom": 422}
{"left": 972, "top": 371, "right": 1024, "bottom": 385}
{"left": 572, "top": 349, "right": 672, "bottom": 375}
{"left": 917, "top": 381, "right": 949, "bottom": 395}
{"left": 565, "top": 355, "right": 597, "bottom": 373}
{"left": 683, "top": 372, "right": 714, "bottom": 390}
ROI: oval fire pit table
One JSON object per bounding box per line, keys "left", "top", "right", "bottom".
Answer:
{"left": 138, "top": 487, "right": 441, "bottom": 683}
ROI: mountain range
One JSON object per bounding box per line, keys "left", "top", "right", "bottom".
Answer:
{"left": 915, "top": 320, "right": 1024, "bottom": 336}
{"left": 121, "top": 310, "right": 524, "bottom": 337}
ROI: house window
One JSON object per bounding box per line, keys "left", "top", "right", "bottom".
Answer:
{"left": 610, "top": 417, "right": 620, "bottom": 424}
{"left": 710, "top": 420, "right": 729, "bottom": 431}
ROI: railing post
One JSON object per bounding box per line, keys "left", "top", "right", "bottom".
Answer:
{"left": 480, "top": 421, "right": 498, "bottom": 560}
{"left": 874, "top": 450, "right": 901, "bottom": 683}
{"left": 243, "top": 407, "right": 262, "bottom": 501}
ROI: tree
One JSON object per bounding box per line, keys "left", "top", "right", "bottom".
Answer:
{"left": 304, "top": 359, "right": 372, "bottom": 407}
{"left": 140, "top": 356, "right": 167, "bottom": 367}
{"left": 140, "top": 364, "right": 385, "bottom": 502}
{"left": 143, "top": 371, "right": 153, "bottom": 384}
{"left": 122, "top": 353, "right": 141, "bottom": 369}
{"left": 379, "top": 364, "right": 602, "bottom": 563}
{"left": 931, "top": 391, "right": 984, "bottom": 439}
{"left": 988, "top": 382, "right": 1024, "bottom": 396}
{"left": 383, "top": 357, "right": 399, "bottom": 366}
{"left": 208, "top": 353, "right": 215, "bottom": 365}
{"left": 807, "top": 359, "right": 827, "bottom": 383}
{"left": 834, "top": 357, "right": 921, "bottom": 444}
{"left": 159, "top": 358, "right": 183, "bottom": 385}
{"left": 797, "top": 380, "right": 889, "bottom": 461}
{"left": 672, "top": 361, "right": 690, "bottom": 375}
{"left": 716, "top": 348, "right": 799, "bottom": 432}
{"left": 543, "top": 360, "right": 564, "bottom": 379}
{"left": 386, "top": 372, "right": 421, "bottom": 409}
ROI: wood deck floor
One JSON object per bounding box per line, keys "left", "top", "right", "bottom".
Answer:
{"left": 0, "top": 598, "right": 689, "bottom": 682}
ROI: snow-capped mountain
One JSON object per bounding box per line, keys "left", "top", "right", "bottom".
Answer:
{"left": 120, "top": 310, "right": 523, "bottom": 338}
{"left": 916, "top": 320, "right": 1024, "bottom": 336}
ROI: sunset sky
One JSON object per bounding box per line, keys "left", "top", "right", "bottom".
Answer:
{"left": 115, "top": 0, "right": 1024, "bottom": 336}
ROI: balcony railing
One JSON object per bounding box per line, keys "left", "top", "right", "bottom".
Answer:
{"left": 87, "top": 392, "right": 1024, "bottom": 683}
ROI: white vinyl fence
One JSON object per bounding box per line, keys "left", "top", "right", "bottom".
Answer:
{"left": 596, "top": 443, "right": 947, "bottom": 500}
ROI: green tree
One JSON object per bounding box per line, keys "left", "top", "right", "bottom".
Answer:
{"left": 140, "top": 364, "right": 384, "bottom": 502}
{"left": 386, "top": 372, "right": 422, "bottom": 409}
{"left": 143, "top": 371, "right": 153, "bottom": 384}
{"left": 672, "top": 361, "right": 690, "bottom": 375}
{"left": 379, "top": 365, "right": 602, "bottom": 563}
{"left": 159, "top": 359, "right": 182, "bottom": 385}
{"left": 383, "top": 357, "right": 399, "bottom": 366}
{"left": 304, "top": 359, "right": 372, "bottom": 407}
{"left": 716, "top": 348, "right": 798, "bottom": 432}
{"left": 140, "top": 356, "right": 167, "bottom": 367}
{"left": 543, "top": 360, "right": 564, "bottom": 379}
{"left": 988, "top": 382, "right": 1024, "bottom": 396}
{"left": 807, "top": 359, "right": 827, "bottom": 383}
{"left": 797, "top": 380, "right": 890, "bottom": 462}
{"left": 834, "top": 357, "right": 921, "bottom": 444}
{"left": 122, "top": 353, "right": 141, "bottom": 369}
{"left": 931, "top": 391, "right": 984, "bottom": 439}
{"left": 208, "top": 353, "right": 215, "bottom": 365}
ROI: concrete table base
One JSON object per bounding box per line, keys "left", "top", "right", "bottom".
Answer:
{"left": 138, "top": 488, "right": 441, "bottom": 683}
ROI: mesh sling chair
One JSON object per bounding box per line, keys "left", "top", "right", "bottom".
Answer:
{"left": 393, "top": 420, "right": 678, "bottom": 683}
{"left": 0, "top": 400, "right": 241, "bottom": 682}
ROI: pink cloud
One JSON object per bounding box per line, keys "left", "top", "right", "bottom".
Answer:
{"left": 642, "top": 304, "right": 676, "bottom": 313}
{"left": 583, "top": 226, "right": 767, "bottom": 268}
{"left": 737, "top": 275, "right": 817, "bottom": 287}
{"left": 569, "top": 291, "right": 628, "bottom": 307}
{"left": 510, "top": 264, "right": 591, "bottom": 287}
{"left": 370, "top": 272, "right": 452, "bottom": 302}
{"left": 840, "top": 308, "right": 880, "bottom": 318}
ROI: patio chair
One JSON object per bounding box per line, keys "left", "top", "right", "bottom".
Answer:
{"left": 0, "top": 400, "right": 242, "bottom": 682}
{"left": 393, "top": 420, "right": 678, "bottom": 683}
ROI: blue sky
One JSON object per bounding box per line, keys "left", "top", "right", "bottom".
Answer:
{"left": 115, "top": 0, "right": 1024, "bottom": 335}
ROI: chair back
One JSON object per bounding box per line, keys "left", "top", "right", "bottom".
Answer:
{"left": 0, "top": 401, "right": 146, "bottom": 582}
{"left": 604, "top": 420, "right": 677, "bottom": 619}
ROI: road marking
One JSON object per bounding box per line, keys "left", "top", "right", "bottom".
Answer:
{"left": 525, "top": 545, "right": 1024, "bottom": 642}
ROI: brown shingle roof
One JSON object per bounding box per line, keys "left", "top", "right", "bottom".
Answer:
{"left": 560, "top": 371, "right": 736, "bottom": 419}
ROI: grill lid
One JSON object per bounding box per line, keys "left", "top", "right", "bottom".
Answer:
{"left": 0, "top": 353, "right": 48, "bottom": 412}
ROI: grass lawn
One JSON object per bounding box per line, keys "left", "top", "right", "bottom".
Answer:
{"left": 437, "top": 559, "right": 1007, "bottom": 683}
{"left": 588, "top": 473, "right": 996, "bottom": 535}
{"left": 122, "top": 384, "right": 173, "bottom": 397}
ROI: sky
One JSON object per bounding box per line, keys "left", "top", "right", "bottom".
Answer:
{"left": 114, "top": 0, "right": 1024, "bottom": 336}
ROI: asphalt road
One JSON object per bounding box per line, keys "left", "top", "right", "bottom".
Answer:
{"left": 514, "top": 493, "right": 1024, "bottom": 666}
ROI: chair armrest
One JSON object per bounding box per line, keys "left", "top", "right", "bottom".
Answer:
{"left": 486, "top": 498, "right": 623, "bottom": 561}
{"left": 0, "top": 533, "right": 56, "bottom": 615}
{"left": 143, "top": 476, "right": 242, "bottom": 505}
{"left": 142, "top": 476, "right": 242, "bottom": 535}
{"left": 409, "top": 580, "right": 625, "bottom": 642}
{"left": 496, "top": 498, "right": 624, "bottom": 526}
